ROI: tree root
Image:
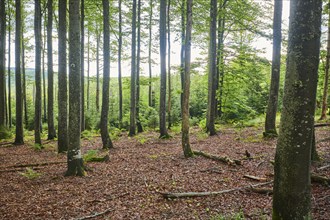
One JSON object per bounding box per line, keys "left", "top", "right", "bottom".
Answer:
{"left": 193, "top": 150, "right": 241, "bottom": 166}
{"left": 73, "top": 208, "right": 114, "bottom": 220}
{"left": 160, "top": 181, "right": 273, "bottom": 199}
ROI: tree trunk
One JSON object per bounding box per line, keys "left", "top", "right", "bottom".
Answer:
{"left": 42, "top": 19, "right": 47, "bottom": 124}
{"left": 58, "top": 0, "right": 68, "bottom": 153}
{"left": 129, "top": 0, "right": 137, "bottom": 136}
{"left": 47, "top": 0, "right": 56, "bottom": 139}
{"left": 87, "top": 29, "right": 90, "bottom": 110}
{"left": 66, "top": 0, "right": 85, "bottom": 177}
{"left": 7, "top": 0, "right": 12, "bottom": 128}
{"left": 136, "top": 0, "right": 143, "bottom": 133}
{"left": 148, "top": 0, "right": 153, "bottom": 108}
{"left": 206, "top": 0, "right": 217, "bottom": 136}
{"left": 100, "top": 0, "right": 113, "bottom": 149}
{"left": 159, "top": 0, "right": 169, "bottom": 138}
{"left": 80, "top": 0, "right": 85, "bottom": 131}
{"left": 264, "top": 0, "right": 283, "bottom": 137}
{"left": 0, "top": 0, "right": 6, "bottom": 129}
{"left": 34, "top": 0, "right": 42, "bottom": 145}
{"left": 118, "top": 0, "right": 123, "bottom": 127}
{"left": 182, "top": 0, "right": 193, "bottom": 158}
{"left": 320, "top": 0, "right": 330, "bottom": 120}
{"left": 167, "top": 0, "right": 172, "bottom": 129}
{"left": 96, "top": 32, "right": 100, "bottom": 112}
{"left": 22, "top": 33, "right": 28, "bottom": 128}
{"left": 180, "top": 0, "right": 185, "bottom": 111}
{"left": 14, "top": 0, "right": 24, "bottom": 145}
{"left": 272, "top": 1, "right": 322, "bottom": 219}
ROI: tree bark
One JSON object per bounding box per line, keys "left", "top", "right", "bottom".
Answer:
{"left": 47, "top": 0, "right": 56, "bottom": 139}
{"left": 0, "top": 0, "right": 6, "bottom": 129}
{"left": 96, "top": 32, "right": 100, "bottom": 112}
{"left": 272, "top": 1, "right": 322, "bottom": 219}
{"left": 34, "top": 0, "right": 42, "bottom": 145}
{"left": 320, "top": 0, "right": 330, "bottom": 120}
{"left": 58, "top": 0, "right": 68, "bottom": 153}
{"left": 14, "top": 0, "right": 24, "bottom": 145}
{"left": 264, "top": 0, "right": 283, "bottom": 137}
{"left": 42, "top": 19, "right": 47, "bottom": 123}
{"left": 167, "top": 0, "right": 172, "bottom": 129}
{"left": 66, "top": 0, "right": 85, "bottom": 177}
{"left": 180, "top": 0, "right": 185, "bottom": 111}
{"left": 148, "top": 0, "right": 153, "bottom": 108}
{"left": 80, "top": 0, "right": 85, "bottom": 131}
{"left": 22, "top": 32, "right": 28, "bottom": 128}
{"left": 159, "top": 0, "right": 169, "bottom": 138}
{"left": 7, "top": 0, "right": 12, "bottom": 128}
{"left": 181, "top": 0, "right": 193, "bottom": 158}
{"left": 87, "top": 29, "right": 90, "bottom": 110}
{"left": 100, "top": 0, "right": 113, "bottom": 149}
{"left": 206, "top": 0, "right": 217, "bottom": 136}
{"left": 129, "top": 0, "right": 137, "bottom": 136}
{"left": 136, "top": 0, "right": 143, "bottom": 133}
{"left": 118, "top": 0, "right": 123, "bottom": 127}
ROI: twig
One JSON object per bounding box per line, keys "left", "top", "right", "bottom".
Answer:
{"left": 314, "top": 123, "right": 330, "bottom": 127}
{"left": 0, "top": 167, "right": 42, "bottom": 173}
{"left": 160, "top": 181, "right": 273, "bottom": 199}
{"left": 243, "top": 175, "right": 267, "bottom": 181}
{"left": 0, "top": 161, "right": 66, "bottom": 169}
{"left": 317, "top": 164, "right": 330, "bottom": 171}
{"left": 73, "top": 208, "right": 114, "bottom": 220}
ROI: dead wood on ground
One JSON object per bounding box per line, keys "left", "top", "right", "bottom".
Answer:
{"left": 193, "top": 150, "right": 241, "bottom": 166}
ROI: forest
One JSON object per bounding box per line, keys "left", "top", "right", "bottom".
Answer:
{"left": 0, "top": 0, "right": 329, "bottom": 219}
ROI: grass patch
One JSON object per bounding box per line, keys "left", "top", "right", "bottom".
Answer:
{"left": 19, "top": 168, "right": 42, "bottom": 179}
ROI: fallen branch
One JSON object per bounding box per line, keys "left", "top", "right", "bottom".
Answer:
{"left": 248, "top": 187, "right": 273, "bottom": 195}
{"left": 311, "top": 174, "right": 330, "bottom": 186}
{"left": 243, "top": 175, "right": 267, "bottom": 182}
{"left": 193, "top": 150, "right": 241, "bottom": 166}
{"left": 73, "top": 208, "right": 114, "bottom": 220}
{"left": 160, "top": 181, "right": 273, "bottom": 199}
{"left": 314, "top": 123, "right": 330, "bottom": 127}
{"left": 0, "top": 167, "right": 42, "bottom": 173}
{"left": 317, "top": 164, "right": 330, "bottom": 171}
{"left": 0, "top": 161, "right": 66, "bottom": 169}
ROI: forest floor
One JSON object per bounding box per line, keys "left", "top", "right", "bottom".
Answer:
{"left": 0, "top": 125, "right": 329, "bottom": 220}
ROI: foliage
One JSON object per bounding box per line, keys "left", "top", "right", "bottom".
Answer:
{"left": 0, "top": 126, "right": 12, "bottom": 140}
{"left": 19, "top": 168, "right": 42, "bottom": 179}
{"left": 83, "top": 149, "right": 99, "bottom": 162}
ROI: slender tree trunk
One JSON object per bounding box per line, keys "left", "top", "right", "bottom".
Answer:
{"left": 34, "top": 0, "right": 42, "bottom": 145}
{"left": 7, "top": 1, "right": 12, "bottom": 128}
{"left": 80, "top": 0, "right": 85, "bottom": 131}
{"left": 118, "top": 0, "right": 123, "bottom": 127}
{"left": 42, "top": 20, "right": 47, "bottom": 123}
{"left": 14, "top": 0, "right": 24, "bottom": 145}
{"left": 58, "top": 0, "right": 68, "bottom": 153}
{"left": 272, "top": 1, "right": 322, "bottom": 218}
{"left": 96, "top": 32, "right": 100, "bottom": 112}
{"left": 47, "top": 0, "right": 56, "bottom": 139}
{"left": 206, "top": 0, "right": 217, "bottom": 136}
{"left": 320, "top": 0, "right": 330, "bottom": 120}
{"left": 167, "top": 0, "right": 172, "bottom": 129}
{"left": 148, "top": 0, "right": 153, "bottom": 108}
{"left": 87, "top": 28, "right": 90, "bottom": 110}
{"left": 180, "top": 0, "right": 185, "bottom": 111}
{"left": 136, "top": 0, "right": 143, "bottom": 133}
{"left": 182, "top": 0, "right": 193, "bottom": 158}
{"left": 66, "top": 0, "right": 85, "bottom": 177}
{"left": 159, "top": 0, "right": 169, "bottom": 138}
{"left": 22, "top": 33, "right": 28, "bottom": 128}
{"left": 129, "top": 0, "right": 137, "bottom": 136}
{"left": 264, "top": 0, "right": 283, "bottom": 137}
{"left": 0, "top": 0, "right": 6, "bottom": 128}
{"left": 100, "top": 0, "right": 113, "bottom": 149}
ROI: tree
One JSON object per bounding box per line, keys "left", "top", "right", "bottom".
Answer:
{"left": 66, "top": 0, "right": 85, "bottom": 177}
{"left": 167, "top": 0, "right": 172, "bottom": 129}
{"left": 320, "top": 0, "right": 330, "bottom": 120}
{"left": 180, "top": 0, "right": 185, "bottom": 110}
{"left": 118, "top": 0, "right": 123, "bottom": 127}
{"left": 81, "top": 0, "right": 85, "bottom": 131}
{"left": 7, "top": 0, "right": 12, "bottom": 128}
{"left": 0, "top": 0, "right": 6, "bottom": 129}
{"left": 47, "top": 0, "right": 56, "bottom": 139}
{"left": 264, "top": 0, "right": 283, "bottom": 137}
{"left": 22, "top": 31, "right": 28, "bottom": 128}
{"left": 34, "top": 0, "right": 42, "bottom": 145}
{"left": 272, "top": 0, "right": 322, "bottom": 219}
{"left": 136, "top": 0, "right": 143, "bottom": 133}
{"left": 14, "top": 0, "right": 24, "bottom": 145}
{"left": 96, "top": 31, "right": 100, "bottom": 112}
{"left": 159, "top": 0, "right": 169, "bottom": 138}
{"left": 129, "top": 0, "right": 137, "bottom": 136}
{"left": 58, "top": 0, "right": 68, "bottom": 153}
{"left": 87, "top": 28, "right": 90, "bottom": 110}
{"left": 148, "top": 0, "right": 153, "bottom": 108}
{"left": 182, "top": 0, "right": 193, "bottom": 158}
{"left": 206, "top": 0, "right": 217, "bottom": 136}
{"left": 100, "top": 0, "right": 113, "bottom": 149}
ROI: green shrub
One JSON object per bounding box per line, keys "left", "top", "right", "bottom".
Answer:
{"left": 20, "top": 168, "right": 42, "bottom": 179}
{"left": 0, "top": 126, "right": 12, "bottom": 140}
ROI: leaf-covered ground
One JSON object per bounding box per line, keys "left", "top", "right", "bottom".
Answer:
{"left": 0, "top": 126, "right": 329, "bottom": 219}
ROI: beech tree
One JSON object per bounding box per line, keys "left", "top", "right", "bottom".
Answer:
{"left": 0, "top": 0, "right": 5, "bottom": 129}
{"left": 272, "top": 0, "right": 322, "bottom": 218}
{"left": 182, "top": 0, "right": 193, "bottom": 158}
{"left": 264, "top": 0, "right": 283, "bottom": 137}
{"left": 58, "top": 0, "right": 68, "bottom": 153}
{"left": 136, "top": 0, "right": 143, "bottom": 133}
{"left": 118, "top": 0, "right": 123, "bottom": 127}
{"left": 159, "top": 0, "right": 169, "bottom": 138}
{"left": 66, "top": 0, "right": 85, "bottom": 176}
{"left": 148, "top": 0, "right": 153, "bottom": 107}
{"left": 100, "top": 0, "right": 113, "bottom": 149}
{"left": 7, "top": 0, "right": 12, "bottom": 128}
{"left": 34, "top": 0, "right": 42, "bottom": 145}
{"left": 81, "top": 0, "right": 85, "bottom": 131}
{"left": 14, "top": 0, "right": 24, "bottom": 145}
